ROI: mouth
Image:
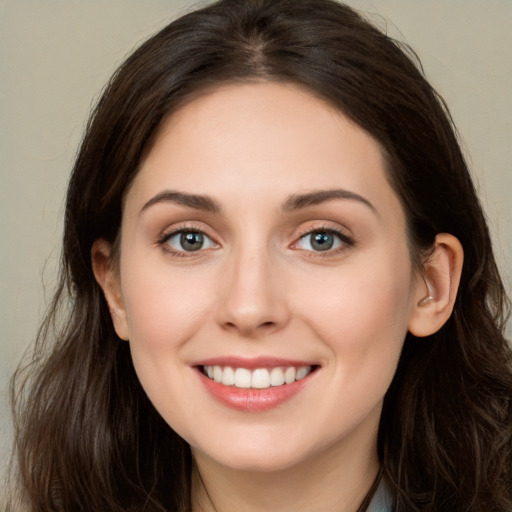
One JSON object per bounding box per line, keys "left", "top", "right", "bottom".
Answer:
{"left": 194, "top": 359, "right": 320, "bottom": 412}
{"left": 200, "top": 364, "right": 316, "bottom": 389}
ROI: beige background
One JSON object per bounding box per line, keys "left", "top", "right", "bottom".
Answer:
{"left": 1, "top": 0, "right": 511, "bottom": 486}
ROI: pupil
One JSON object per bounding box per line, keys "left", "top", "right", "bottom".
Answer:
{"left": 181, "top": 232, "right": 203, "bottom": 251}
{"left": 311, "top": 232, "right": 333, "bottom": 251}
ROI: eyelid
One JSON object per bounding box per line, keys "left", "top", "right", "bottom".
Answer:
{"left": 155, "top": 221, "right": 354, "bottom": 257}
{"left": 290, "top": 224, "right": 355, "bottom": 254}
{"left": 156, "top": 222, "right": 220, "bottom": 255}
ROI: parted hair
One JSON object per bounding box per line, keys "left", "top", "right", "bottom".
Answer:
{"left": 9, "top": 1, "right": 512, "bottom": 511}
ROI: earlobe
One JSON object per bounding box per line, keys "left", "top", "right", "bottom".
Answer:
{"left": 91, "top": 239, "right": 130, "bottom": 340}
{"left": 408, "top": 233, "right": 464, "bottom": 337}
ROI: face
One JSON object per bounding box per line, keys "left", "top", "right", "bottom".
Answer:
{"left": 106, "top": 82, "right": 422, "bottom": 473}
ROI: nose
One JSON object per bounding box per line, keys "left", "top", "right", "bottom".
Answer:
{"left": 216, "top": 246, "right": 290, "bottom": 337}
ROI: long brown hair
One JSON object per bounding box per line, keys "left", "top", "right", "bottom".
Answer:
{"left": 9, "top": 1, "right": 512, "bottom": 510}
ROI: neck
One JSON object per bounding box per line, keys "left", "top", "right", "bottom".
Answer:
{"left": 190, "top": 420, "right": 380, "bottom": 512}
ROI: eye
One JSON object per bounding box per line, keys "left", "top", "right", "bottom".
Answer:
{"left": 294, "top": 229, "right": 352, "bottom": 252}
{"left": 163, "top": 230, "right": 218, "bottom": 253}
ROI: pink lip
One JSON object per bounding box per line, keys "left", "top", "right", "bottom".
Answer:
{"left": 194, "top": 356, "right": 316, "bottom": 369}
{"left": 193, "top": 357, "right": 318, "bottom": 412}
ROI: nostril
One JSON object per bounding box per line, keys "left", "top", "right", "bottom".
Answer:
{"left": 222, "top": 319, "right": 276, "bottom": 334}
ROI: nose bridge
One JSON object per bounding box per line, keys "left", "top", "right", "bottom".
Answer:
{"left": 217, "top": 237, "right": 288, "bottom": 336}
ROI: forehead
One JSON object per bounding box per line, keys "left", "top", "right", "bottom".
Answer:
{"left": 127, "top": 82, "right": 404, "bottom": 224}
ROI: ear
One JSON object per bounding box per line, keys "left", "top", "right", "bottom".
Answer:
{"left": 91, "top": 239, "right": 130, "bottom": 340}
{"left": 408, "top": 233, "right": 464, "bottom": 337}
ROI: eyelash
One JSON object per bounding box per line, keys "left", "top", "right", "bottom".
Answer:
{"left": 157, "top": 224, "right": 218, "bottom": 257}
{"left": 292, "top": 226, "right": 355, "bottom": 257}
{"left": 156, "top": 224, "right": 355, "bottom": 257}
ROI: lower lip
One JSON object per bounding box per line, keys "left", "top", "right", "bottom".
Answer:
{"left": 197, "top": 369, "right": 313, "bottom": 412}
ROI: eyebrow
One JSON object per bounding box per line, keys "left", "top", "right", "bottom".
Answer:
{"left": 282, "top": 189, "right": 377, "bottom": 214}
{"left": 140, "top": 190, "right": 221, "bottom": 214}
{"left": 140, "top": 188, "right": 376, "bottom": 216}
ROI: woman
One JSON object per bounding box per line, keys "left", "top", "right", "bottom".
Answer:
{"left": 9, "top": 0, "right": 512, "bottom": 510}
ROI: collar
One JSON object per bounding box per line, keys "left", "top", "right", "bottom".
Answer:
{"left": 366, "top": 479, "right": 394, "bottom": 512}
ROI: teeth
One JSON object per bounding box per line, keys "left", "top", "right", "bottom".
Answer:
{"left": 203, "top": 365, "right": 312, "bottom": 389}
{"left": 284, "top": 367, "right": 296, "bottom": 384}
{"left": 251, "top": 369, "right": 270, "bottom": 389}
{"left": 296, "top": 366, "right": 310, "bottom": 380}
{"left": 213, "top": 366, "right": 223, "bottom": 383}
{"left": 270, "top": 367, "right": 285, "bottom": 386}
{"left": 221, "top": 366, "right": 235, "bottom": 386}
{"left": 234, "top": 368, "right": 251, "bottom": 388}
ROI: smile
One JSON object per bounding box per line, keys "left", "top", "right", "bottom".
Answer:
{"left": 202, "top": 365, "right": 313, "bottom": 389}
{"left": 196, "top": 360, "right": 319, "bottom": 412}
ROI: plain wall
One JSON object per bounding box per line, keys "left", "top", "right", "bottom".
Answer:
{"left": 1, "top": 0, "right": 511, "bottom": 487}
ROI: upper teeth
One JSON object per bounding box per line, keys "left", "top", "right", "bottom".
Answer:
{"left": 203, "top": 365, "right": 312, "bottom": 389}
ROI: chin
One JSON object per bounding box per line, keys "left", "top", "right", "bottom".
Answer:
{"left": 189, "top": 426, "right": 334, "bottom": 474}
{"left": 196, "top": 445, "right": 309, "bottom": 473}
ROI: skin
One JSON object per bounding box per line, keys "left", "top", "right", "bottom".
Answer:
{"left": 93, "top": 82, "right": 463, "bottom": 511}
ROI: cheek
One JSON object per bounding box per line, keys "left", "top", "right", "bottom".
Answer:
{"left": 295, "top": 249, "right": 414, "bottom": 375}
{"left": 120, "top": 259, "right": 216, "bottom": 355}
{"left": 118, "top": 257, "right": 218, "bottom": 426}
{"left": 290, "top": 256, "right": 413, "bottom": 435}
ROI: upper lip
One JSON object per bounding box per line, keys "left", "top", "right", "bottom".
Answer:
{"left": 193, "top": 356, "right": 319, "bottom": 369}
